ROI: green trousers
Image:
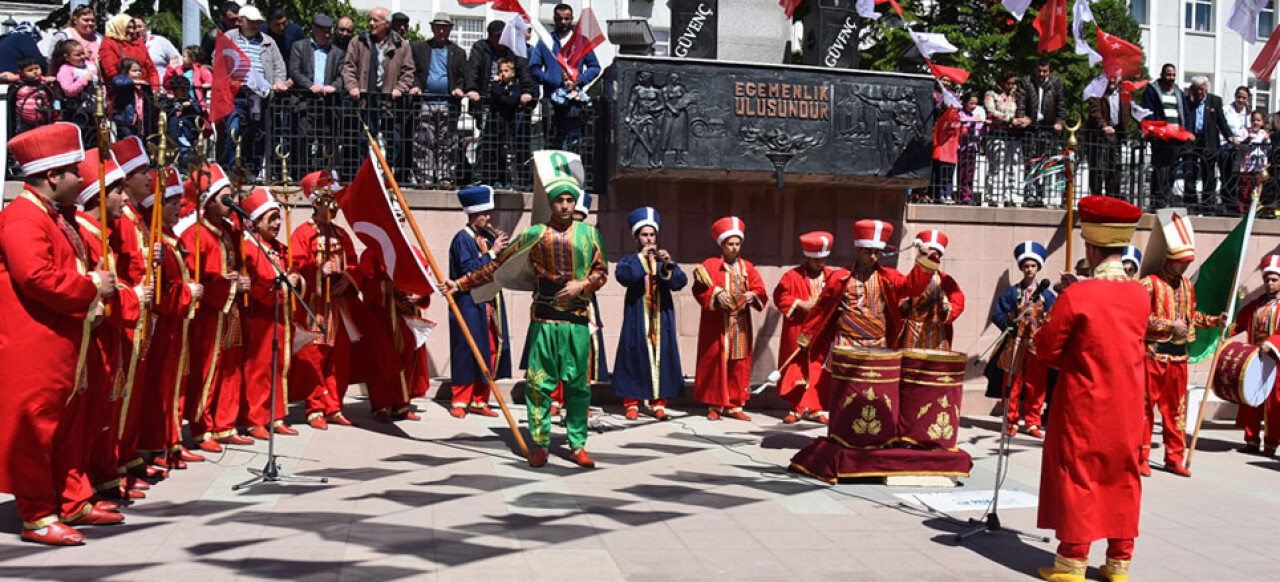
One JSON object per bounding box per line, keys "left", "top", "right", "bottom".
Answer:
{"left": 524, "top": 321, "right": 591, "bottom": 449}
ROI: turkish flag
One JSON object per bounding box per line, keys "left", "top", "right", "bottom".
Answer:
{"left": 929, "top": 62, "right": 970, "bottom": 86}
{"left": 461, "top": 0, "right": 529, "bottom": 19}
{"left": 1252, "top": 28, "right": 1280, "bottom": 83}
{"left": 336, "top": 157, "right": 437, "bottom": 297}
{"left": 561, "top": 8, "right": 605, "bottom": 72}
{"left": 211, "top": 31, "right": 250, "bottom": 123}
{"left": 1141, "top": 120, "right": 1195, "bottom": 142}
{"left": 1033, "top": 0, "right": 1069, "bottom": 53}
{"left": 780, "top": 0, "right": 803, "bottom": 18}
{"left": 1096, "top": 28, "right": 1144, "bottom": 79}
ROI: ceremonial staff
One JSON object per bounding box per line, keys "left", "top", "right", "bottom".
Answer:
{"left": 1063, "top": 117, "right": 1081, "bottom": 271}
{"left": 1187, "top": 171, "right": 1267, "bottom": 469}
{"left": 145, "top": 108, "right": 171, "bottom": 305}
{"left": 273, "top": 144, "right": 295, "bottom": 411}
{"left": 232, "top": 133, "right": 249, "bottom": 307}
{"left": 360, "top": 121, "right": 531, "bottom": 460}
{"left": 94, "top": 66, "right": 113, "bottom": 316}
{"left": 189, "top": 118, "right": 211, "bottom": 311}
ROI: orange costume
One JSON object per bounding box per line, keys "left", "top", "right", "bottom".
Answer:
{"left": 898, "top": 229, "right": 964, "bottom": 350}
{"left": 1228, "top": 255, "right": 1280, "bottom": 455}
{"left": 772, "top": 231, "right": 834, "bottom": 421}
{"left": 692, "top": 217, "right": 767, "bottom": 419}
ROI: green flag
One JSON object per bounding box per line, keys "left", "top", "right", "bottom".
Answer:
{"left": 1187, "top": 217, "right": 1249, "bottom": 363}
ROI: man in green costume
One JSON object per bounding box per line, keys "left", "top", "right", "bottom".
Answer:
{"left": 443, "top": 176, "right": 608, "bottom": 468}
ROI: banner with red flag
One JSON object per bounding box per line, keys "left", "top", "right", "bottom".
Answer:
{"left": 211, "top": 31, "right": 250, "bottom": 123}
{"left": 1096, "top": 28, "right": 1144, "bottom": 79}
{"left": 1252, "top": 29, "right": 1280, "bottom": 83}
{"left": 560, "top": 7, "right": 605, "bottom": 75}
{"left": 1033, "top": 0, "right": 1069, "bottom": 53}
{"left": 928, "top": 62, "right": 969, "bottom": 86}
{"left": 780, "top": 0, "right": 803, "bottom": 18}
{"left": 337, "top": 157, "right": 437, "bottom": 297}
{"left": 461, "top": 0, "right": 529, "bottom": 18}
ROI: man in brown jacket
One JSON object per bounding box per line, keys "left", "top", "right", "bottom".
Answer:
{"left": 341, "top": 6, "right": 415, "bottom": 174}
{"left": 1086, "top": 75, "right": 1132, "bottom": 198}
{"left": 1015, "top": 58, "right": 1066, "bottom": 207}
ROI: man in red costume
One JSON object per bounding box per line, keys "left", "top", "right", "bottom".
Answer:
{"left": 0, "top": 123, "right": 121, "bottom": 545}
{"left": 290, "top": 170, "right": 361, "bottom": 429}
{"left": 772, "top": 231, "right": 834, "bottom": 424}
{"left": 1227, "top": 255, "right": 1280, "bottom": 457}
{"left": 240, "top": 187, "right": 302, "bottom": 439}
{"left": 795, "top": 219, "right": 935, "bottom": 377}
{"left": 357, "top": 241, "right": 429, "bottom": 423}
{"left": 899, "top": 229, "right": 965, "bottom": 350}
{"left": 1033, "top": 195, "right": 1149, "bottom": 582}
{"left": 693, "top": 217, "right": 767, "bottom": 420}
{"left": 182, "top": 164, "right": 253, "bottom": 451}
{"left": 1140, "top": 213, "right": 1217, "bottom": 477}
{"left": 107, "top": 135, "right": 164, "bottom": 482}
{"left": 135, "top": 167, "right": 205, "bottom": 470}
{"left": 74, "top": 150, "right": 153, "bottom": 500}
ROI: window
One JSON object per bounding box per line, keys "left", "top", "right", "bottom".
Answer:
{"left": 1185, "top": 0, "right": 1213, "bottom": 33}
{"left": 1251, "top": 79, "right": 1272, "bottom": 112}
{"left": 1131, "top": 0, "right": 1148, "bottom": 25}
{"left": 1262, "top": 1, "right": 1276, "bottom": 39}
{"left": 652, "top": 29, "right": 670, "bottom": 56}
{"left": 453, "top": 17, "right": 485, "bottom": 52}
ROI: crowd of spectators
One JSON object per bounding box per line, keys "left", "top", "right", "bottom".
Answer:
{"left": 1, "top": 2, "right": 601, "bottom": 190}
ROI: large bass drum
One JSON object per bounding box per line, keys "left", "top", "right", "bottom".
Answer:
{"left": 826, "top": 346, "right": 901, "bottom": 449}
{"left": 897, "top": 349, "right": 966, "bottom": 451}
{"left": 1211, "top": 341, "right": 1277, "bottom": 407}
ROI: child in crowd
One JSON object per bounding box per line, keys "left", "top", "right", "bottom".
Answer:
{"left": 162, "top": 46, "right": 212, "bottom": 104}
{"left": 550, "top": 69, "right": 589, "bottom": 153}
{"left": 956, "top": 93, "right": 988, "bottom": 205}
{"left": 1239, "top": 110, "right": 1271, "bottom": 211}
{"left": 930, "top": 79, "right": 961, "bottom": 204}
{"left": 111, "top": 57, "right": 149, "bottom": 138}
{"left": 13, "top": 56, "right": 56, "bottom": 134}
{"left": 51, "top": 39, "right": 97, "bottom": 143}
{"left": 164, "top": 75, "right": 208, "bottom": 169}
{"left": 482, "top": 58, "right": 524, "bottom": 187}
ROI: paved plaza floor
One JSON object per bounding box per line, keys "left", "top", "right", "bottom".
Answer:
{"left": 2, "top": 396, "right": 1278, "bottom": 581}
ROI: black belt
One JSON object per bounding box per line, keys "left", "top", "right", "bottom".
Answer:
{"left": 532, "top": 279, "right": 589, "bottom": 325}
{"left": 1152, "top": 342, "right": 1187, "bottom": 357}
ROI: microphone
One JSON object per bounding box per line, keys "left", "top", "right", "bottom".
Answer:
{"left": 221, "top": 195, "right": 253, "bottom": 221}
{"left": 1030, "top": 279, "right": 1051, "bottom": 303}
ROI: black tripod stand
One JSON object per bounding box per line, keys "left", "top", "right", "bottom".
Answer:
{"left": 957, "top": 281, "right": 1051, "bottom": 543}
{"left": 232, "top": 215, "right": 330, "bottom": 491}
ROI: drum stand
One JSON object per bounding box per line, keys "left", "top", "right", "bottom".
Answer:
{"left": 957, "top": 306, "right": 1050, "bottom": 543}
{"left": 233, "top": 225, "right": 330, "bottom": 491}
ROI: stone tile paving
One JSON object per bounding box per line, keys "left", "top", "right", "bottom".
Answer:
{"left": 1, "top": 397, "right": 1278, "bottom": 581}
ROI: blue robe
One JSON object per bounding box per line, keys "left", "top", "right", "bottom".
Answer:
{"left": 611, "top": 252, "right": 687, "bottom": 400}
{"left": 449, "top": 226, "right": 512, "bottom": 385}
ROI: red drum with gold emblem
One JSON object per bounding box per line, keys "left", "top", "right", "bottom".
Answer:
{"left": 1211, "top": 341, "right": 1277, "bottom": 407}
{"left": 826, "top": 346, "right": 901, "bottom": 449}
{"left": 896, "top": 348, "right": 966, "bottom": 450}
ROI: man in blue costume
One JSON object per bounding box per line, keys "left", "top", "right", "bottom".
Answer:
{"left": 447, "top": 186, "right": 512, "bottom": 418}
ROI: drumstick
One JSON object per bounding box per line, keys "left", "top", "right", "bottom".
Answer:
{"left": 754, "top": 347, "right": 804, "bottom": 394}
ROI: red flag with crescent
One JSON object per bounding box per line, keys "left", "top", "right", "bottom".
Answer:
{"left": 211, "top": 31, "right": 251, "bottom": 123}
{"left": 336, "top": 158, "right": 437, "bottom": 296}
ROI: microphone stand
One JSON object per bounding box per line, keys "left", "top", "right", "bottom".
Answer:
{"left": 957, "top": 285, "right": 1051, "bottom": 543}
{"left": 232, "top": 208, "right": 330, "bottom": 491}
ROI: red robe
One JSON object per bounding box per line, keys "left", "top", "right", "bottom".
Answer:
{"left": 137, "top": 230, "right": 196, "bottom": 455}
{"left": 899, "top": 270, "right": 965, "bottom": 350}
{"left": 76, "top": 212, "right": 144, "bottom": 491}
{"left": 0, "top": 189, "right": 100, "bottom": 528}
{"left": 1140, "top": 273, "right": 1216, "bottom": 466}
{"left": 181, "top": 217, "right": 244, "bottom": 442}
{"left": 772, "top": 264, "right": 832, "bottom": 413}
{"left": 241, "top": 234, "right": 291, "bottom": 428}
{"left": 692, "top": 256, "right": 767, "bottom": 409}
{"left": 356, "top": 246, "right": 431, "bottom": 414}
{"left": 1230, "top": 294, "right": 1280, "bottom": 448}
{"left": 109, "top": 201, "right": 151, "bottom": 473}
{"left": 289, "top": 219, "right": 362, "bottom": 417}
{"left": 1033, "top": 261, "right": 1148, "bottom": 544}
{"left": 798, "top": 259, "right": 936, "bottom": 355}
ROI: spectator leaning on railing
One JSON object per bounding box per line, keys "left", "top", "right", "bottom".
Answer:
{"left": 99, "top": 14, "right": 159, "bottom": 88}
{"left": 1086, "top": 74, "right": 1131, "bottom": 199}
{"left": 43, "top": 5, "right": 100, "bottom": 63}
{"left": 1140, "top": 63, "right": 1189, "bottom": 209}
{"left": 0, "top": 23, "right": 48, "bottom": 85}
{"left": 266, "top": 4, "right": 307, "bottom": 67}
{"left": 983, "top": 71, "right": 1021, "bottom": 206}
{"left": 342, "top": 6, "right": 415, "bottom": 178}
{"left": 530, "top": 4, "right": 601, "bottom": 151}
{"left": 1014, "top": 58, "right": 1065, "bottom": 207}
{"left": 202, "top": 2, "right": 242, "bottom": 65}
{"left": 222, "top": 5, "right": 289, "bottom": 173}
{"left": 1183, "top": 76, "right": 1235, "bottom": 210}
{"left": 288, "top": 13, "right": 346, "bottom": 169}
{"left": 409, "top": 13, "right": 467, "bottom": 189}
{"left": 1221, "top": 86, "right": 1252, "bottom": 205}
{"left": 137, "top": 17, "right": 179, "bottom": 82}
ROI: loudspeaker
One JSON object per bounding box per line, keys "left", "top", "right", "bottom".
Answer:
{"left": 801, "top": 0, "right": 860, "bottom": 70}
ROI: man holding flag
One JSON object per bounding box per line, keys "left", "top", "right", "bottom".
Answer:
{"left": 217, "top": 6, "right": 288, "bottom": 174}
{"left": 529, "top": 4, "right": 603, "bottom": 151}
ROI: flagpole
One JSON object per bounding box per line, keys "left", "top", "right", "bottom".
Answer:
{"left": 1187, "top": 171, "right": 1265, "bottom": 469}
{"left": 360, "top": 121, "right": 531, "bottom": 460}
{"left": 1063, "top": 117, "right": 1080, "bottom": 272}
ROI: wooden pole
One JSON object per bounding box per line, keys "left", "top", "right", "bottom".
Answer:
{"left": 146, "top": 112, "right": 169, "bottom": 302}
{"left": 360, "top": 121, "right": 531, "bottom": 460}
{"left": 94, "top": 75, "right": 113, "bottom": 316}
{"left": 1187, "top": 172, "right": 1266, "bottom": 469}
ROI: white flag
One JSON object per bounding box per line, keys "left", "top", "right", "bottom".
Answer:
{"left": 499, "top": 14, "right": 530, "bottom": 59}
{"left": 939, "top": 81, "right": 962, "bottom": 109}
{"left": 1002, "top": 0, "right": 1033, "bottom": 21}
{"left": 1082, "top": 73, "right": 1109, "bottom": 100}
{"left": 910, "top": 31, "right": 958, "bottom": 60}
{"left": 1073, "top": 0, "right": 1101, "bottom": 67}
{"left": 1131, "top": 100, "right": 1153, "bottom": 121}
{"left": 856, "top": 0, "right": 882, "bottom": 20}
{"left": 1228, "top": 0, "right": 1271, "bottom": 44}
